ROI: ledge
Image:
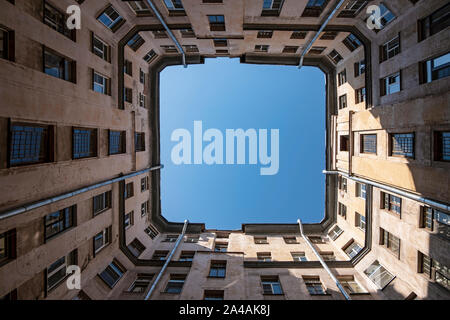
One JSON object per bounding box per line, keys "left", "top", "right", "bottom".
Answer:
{"left": 243, "top": 261, "right": 354, "bottom": 269}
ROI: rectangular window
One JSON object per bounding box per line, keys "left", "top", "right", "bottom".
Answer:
{"left": 338, "top": 69, "right": 347, "bottom": 86}
{"left": 47, "top": 250, "right": 77, "bottom": 292}
{"left": 180, "top": 28, "right": 195, "bottom": 38}
{"left": 254, "top": 236, "right": 268, "bottom": 244}
{"left": 364, "top": 260, "right": 395, "bottom": 289}
{"left": 141, "top": 176, "right": 149, "bottom": 192}
{"left": 214, "top": 242, "right": 228, "bottom": 252}
{"left": 356, "top": 183, "right": 366, "bottom": 199}
{"left": 44, "top": 2, "right": 75, "bottom": 40}
{"left": 257, "top": 252, "right": 272, "bottom": 262}
{"left": 204, "top": 290, "right": 224, "bottom": 300}
{"left": 179, "top": 251, "right": 195, "bottom": 262}
{"left": 127, "top": 1, "right": 152, "bottom": 16}
{"left": 337, "top": 276, "right": 367, "bottom": 294}
{"left": 213, "top": 39, "right": 228, "bottom": 47}
{"left": 309, "top": 236, "right": 326, "bottom": 244}
{"left": 282, "top": 46, "right": 299, "bottom": 54}
{"left": 337, "top": 0, "right": 368, "bottom": 18}
{"left": 381, "top": 192, "right": 402, "bottom": 215}
{"left": 109, "top": 130, "right": 126, "bottom": 155}
{"left": 380, "top": 71, "right": 401, "bottom": 96}
{"left": 420, "top": 52, "right": 450, "bottom": 84}
{"left": 255, "top": 45, "right": 269, "bottom": 53}
{"left": 124, "top": 87, "right": 133, "bottom": 103}
{"left": 355, "top": 87, "right": 366, "bottom": 104}
{"left": 73, "top": 128, "right": 97, "bottom": 159}
{"left": 161, "top": 45, "right": 177, "bottom": 53}
{"left": 93, "top": 191, "right": 111, "bottom": 215}
{"left": 163, "top": 0, "right": 184, "bottom": 11}
{"left": 380, "top": 228, "right": 401, "bottom": 258}
{"left": 0, "top": 229, "right": 16, "bottom": 266}
{"left": 139, "top": 93, "right": 146, "bottom": 108}
{"left": 354, "top": 59, "right": 366, "bottom": 77}
{"left": 328, "top": 49, "right": 343, "bottom": 64}
{"left": 420, "top": 207, "right": 450, "bottom": 240}
{"left": 320, "top": 252, "right": 336, "bottom": 261}
{"left": 45, "top": 206, "right": 76, "bottom": 241}
{"left": 355, "top": 212, "right": 366, "bottom": 231}
{"left": 309, "top": 46, "right": 326, "bottom": 54}
{"left": 380, "top": 35, "right": 400, "bottom": 62}
{"left": 185, "top": 235, "right": 199, "bottom": 243}
{"left": 145, "top": 225, "right": 159, "bottom": 239}
{"left": 291, "top": 31, "right": 307, "bottom": 39}
{"left": 184, "top": 45, "right": 199, "bottom": 53}
{"left": 434, "top": 131, "right": 450, "bottom": 162}
{"left": 153, "top": 30, "right": 168, "bottom": 39}
{"left": 342, "top": 33, "right": 362, "bottom": 52}
{"left": 164, "top": 274, "right": 186, "bottom": 294}
{"left": 124, "top": 211, "right": 134, "bottom": 229}
{"left": 94, "top": 226, "right": 111, "bottom": 255}
{"left": 97, "top": 5, "right": 125, "bottom": 32}
{"left": 143, "top": 49, "right": 157, "bottom": 63}
{"left": 338, "top": 176, "right": 347, "bottom": 192}
{"left": 140, "top": 69, "right": 146, "bottom": 84}
{"left": 361, "top": 134, "right": 377, "bottom": 154}
{"left": 320, "top": 31, "right": 338, "bottom": 40}
{"left": 338, "top": 203, "right": 347, "bottom": 219}
{"left": 92, "top": 33, "right": 110, "bottom": 62}
{"left": 340, "top": 135, "right": 350, "bottom": 152}
{"left": 163, "top": 235, "right": 179, "bottom": 242}
{"left": 0, "top": 26, "right": 14, "bottom": 61}
{"left": 261, "top": 276, "right": 283, "bottom": 295}
{"left": 418, "top": 3, "right": 450, "bottom": 41}
{"left": 344, "top": 240, "right": 362, "bottom": 258}
{"left": 304, "top": 276, "right": 326, "bottom": 295}
{"left": 9, "top": 123, "right": 52, "bottom": 167}
{"left": 257, "top": 30, "right": 273, "bottom": 38}
{"left": 124, "top": 182, "right": 134, "bottom": 199}
{"left": 373, "top": 3, "right": 396, "bottom": 31}
{"left": 302, "top": 0, "right": 329, "bottom": 17}
{"left": 418, "top": 252, "right": 449, "bottom": 290}
{"left": 390, "top": 133, "right": 414, "bottom": 158}
{"left": 128, "top": 238, "right": 146, "bottom": 258}
{"left": 44, "top": 48, "right": 75, "bottom": 82}
{"left": 128, "top": 33, "right": 145, "bottom": 51}
{"left": 338, "top": 94, "right": 347, "bottom": 110}
{"left": 99, "top": 259, "right": 126, "bottom": 288}
{"left": 135, "top": 132, "right": 146, "bottom": 152}
{"left": 141, "top": 201, "right": 149, "bottom": 217}
{"left": 209, "top": 261, "right": 226, "bottom": 277}
{"left": 128, "top": 274, "right": 154, "bottom": 293}
{"left": 124, "top": 60, "right": 133, "bottom": 76}
{"left": 152, "top": 250, "right": 169, "bottom": 260}
{"left": 328, "top": 225, "right": 343, "bottom": 240}
{"left": 208, "top": 15, "right": 225, "bottom": 31}
{"left": 291, "top": 252, "right": 307, "bottom": 262}
{"left": 262, "top": 0, "right": 285, "bottom": 16}
{"left": 283, "top": 236, "right": 298, "bottom": 244}
{"left": 92, "top": 71, "right": 110, "bottom": 95}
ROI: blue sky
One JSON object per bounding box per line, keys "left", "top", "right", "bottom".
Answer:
{"left": 160, "top": 58, "right": 326, "bottom": 230}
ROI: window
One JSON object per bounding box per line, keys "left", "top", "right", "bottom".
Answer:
{"left": 141, "top": 176, "right": 149, "bottom": 192}
{"left": 97, "top": 5, "right": 124, "bottom": 32}
{"left": 9, "top": 123, "right": 52, "bottom": 167}
{"left": 373, "top": 3, "right": 396, "bottom": 31}
{"left": 309, "top": 46, "right": 326, "bottom": 54}
{"left": 262, "top": 0, "right": 284, "bottom": 16}
{"left": 127, "top": 1, "right": 152, "bottom": 16}
{"left": 72, "top": 290, "right": 90, "bottom": 300}
{"left": 124, "top": 60, "right": 133, "bottom": 76}
{"left": 99, "top": 259, "right": 126, "bottom": 288}
{"left": 356, "top": 183, "right": 366, "bottom": 199}
{"left": 93, "top": 191, "right": 111, "bottom": 215}
{"left": 338, "top": 69, "right": 347, "bottom": 86}
{"left": 364, "top": 260, "right": 395, "bottom": 289}
{"left": 338, "top": 203, "right": 347, "bottom": 219}
{"left": 92, "top": 71, "right": 110, "bottom": 95}
{"left": 342, "top": 33, "right": 362, "bottom": 52}
{"left": 214, "top": 242, "right": 228, "bottom": 252}
{"left": 337, "top": 0, "right": 368, "bottom": 18}
{"left": 418, "top": 3, "right": 450, "bottom": 41}
{"left": 255, "top": 45, "right": 269, "bottom": 53}
{"left": 152, "top": 250, "right": 169, "bottom": 260}
{"left": 109, "top": 131, "right": 126, "bottom": 155}
{"left": 420, "top": 207, "right": 450, "bottom": 240}
{"left": 344, "top": 240, "right": 362, "bottom": 258}
{"left": 143, "top": 50, "right": 157, "bottom": 63}
{"left": 44, "top": 2, "right": 75, "bottom": 40}
{"left": 185, "top": 235, "right": 199, "bottom": 243}
{"left": 128, "top": 274, "right": 154, "bottom": 293}
{"left": 420, "top": 53, "right": 450, "bottom": 84}
{"left": 165, "top": 274, "right": 186, "bottom": 293}
{"left": 216, "top": 232, "right": 230, "bottom": 239}
{"left": 92, "top": 33, "right": 110, "bottom": 62}
{"left": 94, "top": 226, "right": 111, "bottom": 255}
{"left": 261, "top": 276, "right": 283, "bottom": 295}
{"left": 128, "top": 33, "right": 145, "bottom": 51}
{"left": 0, "top": 229, "right": 16, "bottom": 266}
{"left": 434, "top": 131, "right": 450, "bottom": 162}
{"left": 355, "top": 212, "right": 366, "bottom": 231}
{"left": 291, "top": 252, "right": 307, "bottom": 262}
{"left": 0, "top": 26, "right": 14, "bottom": 61}
{"left": 73, "top": 128, "right": 97, "bottom": 159}
{"left": 257, "top": 252, "right": 272, "bottom": 262}
{"left": 135, "top": 132, "right": 146, "bottom": 152}
{"left": 309, "top": 236, "right": 326, "bottom": 244}
{"left": 124, "top": 87, "right": 133, "bottom": 103}
{"left": 302, "top": 0, "right": 329, "bottom": 17}
{"left": 139, "top": 93, "right": 146, "bottom": 107}
{"left": 380, "top": 35, "right": 400, "bottom": 62}
{"left": 180, "top": 28, "right": 195, "bottom": 38}
{"left": 257, "top": 30, "right": 273, "bottom": 38}
{"left": 337, "top": 276, "right": 367, "bottom": 294}
{"left": 254, "top": 236, "right": 268, "bottom": 244}
{"left": 361, "top": 134, "right": 377, "bottom": 154}
{"left": 338, "top": 94, "right": 347, "bottom": 110}
{"left": 164, "top": 0, "right": 184, "bottom": 11}
{"left": 328, "top": 225, "right": 343, "bottom": 240}
{"left": 45, "top": 206, "right": 76, "bottom": 241}
{"left": 328, "top": 49, "right": 343, "bottom": 64}
{"left": 320, "top": 31, "right": 338, "bottom": 40}
{"left": 44, "top": 48, "right": 75, "bottom": 82}
{"left": 164, "top": 235, "right": 179, "bottom": 242}
{"left": 204, "top": 290, "right": 224, "bottom": 300}
{"left": 216, "top": 49, "right": 229, "bottom": 55}
{"left": 282, "top": 46, "right": 299, "bottom": 54}
{"left": 340, "top": 135, "right": 350, "bottom": 152}
{"left": 124, "top": 211, "right": 134, "bottom": 229}
{"left": 161, "top": 45, "right": 177, "bottom": 54}
{"left": 128, "top": 238, "right": 146, "bottom": 257}
{"left": 419, "top": 252, "right": 449, "bottom": 290}
{"left": 303, "top": 276, "right": 326, "bottom": 295}
{"left": 380, "top": 228, "right": 401, "bottom": 258}
{"left": 320, "top": 252, "right": 336, "bottom": 261}
{"left": 380, "top": 71, "right": 401, "bottom": 96}
{"left": 140, "top": 69, "right": 146, "bottom": 84}
{"left": 153, "top": 30, "right": 168, "bottom": 39}
{"left": 354, "top": 59, "right": 366, "bottom": 77}
{"left": 141, "top": 201, "right": 149, "bottom": 217}
{"left": 338, "top": 176, "right": 347, "bottom": 192}
{"left": 283, "top": 236, "right": 298, "bottom": 244}
{"left": 291, "top": 31, "right": 307, "bottom": 39}
{"left": 213, "top": 39, "right": 228, "bottom": 47}
{"left": 47, "top": 250, "right": 77, "bottom": 292}
{"left": 381, "top": 192, "right": 402, "bottom": 215}
{"left": 209, "top": 261, "right": 226, "bottom": 277}
{"left": 208, "top": 15, "right": 225, "bottom": 31}
{"left": 184, "top": 45, "right": 199, "bottom": 53}
{"left": 390, "top": 133, "right": 414, "bottom": 158}
{"left": 179, "top": 251, "right": 195, "bottom": 262}
{"left": 144, "top": 225, "right": 159, "bottom": 239}
{"left": 355, "top": 87, "right": 366, "bottom": 104}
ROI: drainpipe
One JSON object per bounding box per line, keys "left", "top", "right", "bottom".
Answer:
{"left": 145, "top": 0, "right": 187, "bottom": 68}
{"left": 323, "top": 170, "right": 450, "bottom": 212}
{"left": 297, "top": 219, "right": 351, "bottom": 300}
{"left": 298, "top": 0, "right": 347, "bottom": 69}
{"left": 145, "top": 219, "right": 189, "bottom": 300}
{"left": 0, "top": 165, "right": 164, "bottom": 220}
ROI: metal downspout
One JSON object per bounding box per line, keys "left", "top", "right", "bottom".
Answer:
{"left": 144, "top": 220, "right": 189, "bottom": 300}
{"left": 145, "top": 0, "right": 187, "bottom": 68}
{"left": 323, "top": 170, "right": 450, "bottom": 212}
{"left": 0, "top": 165, "right": 164, "bottom": 220}
{"left": 297, "top": 219, "right": 351, "bottom": 300}
{"left": 298, "top": 0, "right": 347, "bottom": 69}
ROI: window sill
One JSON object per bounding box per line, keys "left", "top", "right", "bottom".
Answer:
{"left": 349, "top": 292, "right": 371, "bottom": 296}
{"left": 160, "top": 291, "right": 181, "bottom": 295}
{"left": 262, "top": 293, "right": 284, "bottom": 296}
{"left": 93, "top": 207, "right": 111, "bottom": 217}
{"left": 207, "top": 276, "right": 226, "bottom": 279}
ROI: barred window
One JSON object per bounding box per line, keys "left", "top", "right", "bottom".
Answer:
{"left": 391, "top": 133, "right": 414, "bottom": 157}
{"left": 435, "top": 131, "right": 450, "bottom": 161}
{"left": 10, "top": 124, "right": 51, "bottom": 166}
{"left": 361, "top": 134, "right": 377, "bottom": 154}
{"left": 45, "top": 206, "right": 76, "bottom": 241}
{"left": 109, "top": 131, "right": 125, "bottom": 155}
{"left": 73, "top": 128, "right": 97, "bottom": 159}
